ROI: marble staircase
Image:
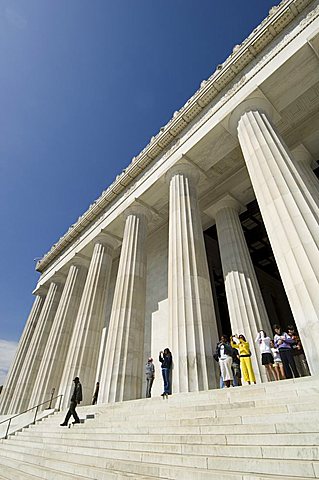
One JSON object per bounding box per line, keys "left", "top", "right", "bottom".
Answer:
{"left": 0, "top": 376, "right": 319, "bottom": 479}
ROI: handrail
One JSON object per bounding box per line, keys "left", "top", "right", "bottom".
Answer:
{"left": 0, "top": 393, "right": 63, "bottom": 439}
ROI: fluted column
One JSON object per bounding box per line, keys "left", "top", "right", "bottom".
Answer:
{"left": 0, "top": 292, "right": 45, "bottom": 414}
{"left": 167, "top": 163, "right": 219, "bottom": 393}
{"left": 234, "top": 104, "right": 319, "bottom": 374}
{"left": 59, "top": 235, "right": 116, "bottom": 408}
{"left": 8, "top": 278, "right": 64, "bottom": 413}
{"left": 209, "top": 195, "right": 272, "bottom": 383}
{"left": 99, "top": 205, "right": 150, "bottom": 403}
{"left": 292, "top": 144, "right": 319, "bottom": 206}
{"left": 29, "top": 259, "right": 88, "bottom": 408}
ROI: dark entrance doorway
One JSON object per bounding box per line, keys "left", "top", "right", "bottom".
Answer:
{"left": 204, "top": 199, "right": 295, "bottom": 338}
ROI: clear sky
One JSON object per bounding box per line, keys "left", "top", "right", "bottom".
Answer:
{"left": 0, "top": 0, "right": 277, "bottom": 380}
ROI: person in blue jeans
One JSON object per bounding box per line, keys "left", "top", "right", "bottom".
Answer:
{"left": 159, "top": 348, "right": 172, "bottom": 398}
{"left": 273, "top": 325, "right": 299, "bottom": 379}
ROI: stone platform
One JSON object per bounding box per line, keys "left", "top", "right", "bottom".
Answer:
{"left": 0, "top": 376, "right": 319, "bottom": 479}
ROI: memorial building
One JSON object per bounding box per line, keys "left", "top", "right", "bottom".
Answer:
{"left": 1, "top": 0, "right": 319, "bottom": 416}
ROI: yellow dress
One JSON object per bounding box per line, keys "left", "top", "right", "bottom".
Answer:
{"left": 231, "top": 338, "right": 256, "bottom": 383}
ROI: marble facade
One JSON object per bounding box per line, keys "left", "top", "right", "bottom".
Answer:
{"left": 1, "top": 0, "right": 319, "bottom": 413}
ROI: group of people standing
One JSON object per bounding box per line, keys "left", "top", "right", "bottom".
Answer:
{"left": 60, "top": 324, "right": 309, "bottom": 425}
{"left": 214, "top": 334, "right": 256, "bottom": 387}
{"left": 215, "top": 324, "right": 310, "bottom": 388}
{"left": 147, "top": 325, "right": 309, "bottom": 398}
{"left": 145, "top": 348, "right": 172, "bottom": 399}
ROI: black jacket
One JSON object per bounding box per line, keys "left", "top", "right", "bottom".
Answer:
{"left": 71, "top": 382, "right": 83, "bottom": 403}
{"left": 159, "top": 353, "right": 172, "bottom": 369}
{"left": 214, "top": 342, "right": 233, "bottom": 359}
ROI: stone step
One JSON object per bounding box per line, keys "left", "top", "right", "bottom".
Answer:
{"left": 88, "top": 391, "right": 319, "bottom": 418}
{"left": 11, "top": 430, "right": 319, "bottom": 447}
{"left": 3, "top": 377, "right": 319, "bottom": 479}
{"left": 0, "top": 446, "right": 315, "bottom": 480}
{"left": 99, "top": 404, "right": 291, "bottom": 421}
{"left": 44, "top": 377, "right": 316, "bottom": 418}
{"left": 0, "top": 453, "right": 85, "bottom": 479}
{"left": 15, "top": 421, "right": 278, "bottom": 438}
{"left": 0, "top": 453, "right": 156, "bottom": 480}
{"left": 83, "top": 382, "right": 319, "bottom": 414}
{"left": 28, "top": 407, "right": 319, "bottom": 435}
{"left": 34, "top": 398, "right": 319, "bottom": 424}
{"left": 242, "top": 410, "right": 319, "bottom": 425}
{"left": 4, "top": 435, "right": 319, "bottom": 461}
{"left": 33, "top": 385, "right": 318, "bottom": 428}
{"left": 5, "top": 434, "right": 319, "bottom": 462}
{"left": 1, "top": 441, "right": 318, "bottom": 479}
{"left": 98, "top": 394, "right": 319, "bottom": 418}
{"left": 20, "top": 416, "right": 319, "bottom": 439}
{"left": 0, "top": 408, "right": 55, "bottom": 439}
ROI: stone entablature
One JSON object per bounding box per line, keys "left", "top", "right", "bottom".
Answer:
{"left": 36, "top": 0, "right": 316, "bottom": 275}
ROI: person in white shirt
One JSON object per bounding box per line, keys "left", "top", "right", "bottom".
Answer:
{"left": 270, "top": 340, "right": 285, "bottom": 380}
{"left": 255, "top": 330, "right": 279, "bottom": 381}
{"left": 214, "top": 335, "right": 233, "bottom": 388}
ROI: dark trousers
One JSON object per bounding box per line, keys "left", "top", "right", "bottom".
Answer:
{"left": 279, "top": 348, "right": 299, "bottom": 379}
{"left": 145, "top": 377, "right": 154, "bottom": 398}
{"left": 162, "top": 368, "right": 170, "bottom": 394}
{"left": 63, "top": 400, "right": 80, "bottom": 424}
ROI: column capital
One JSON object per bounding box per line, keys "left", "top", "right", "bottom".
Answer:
{"left": 205, "top": 194, "right": 244, "bottom": 220}
{"left": 32, "top": 284, "right": 49, "bottom": 297}
{"left": 123, "top": 203, "right": 152, "bottom": 222}
{"left": 291, "top": 144, "right": 317, "bottom": 169}
{"left": 228, "top": 94, "right": 277, "bottom": 136}
{"left": 165, "top": 162, "right": 200, "bottom": 185}
{"left": 52, "top": 271, "right": 67, "bottom": 286}
{"left": 69, "top": 254, "right": 90, "bottom": 269}
{"left": 93, "top": 232, "right": 120, "bottom": 250}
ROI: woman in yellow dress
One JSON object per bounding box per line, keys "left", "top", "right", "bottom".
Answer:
{"left": 231, "top": 334, "right": 256, "bottom": 385}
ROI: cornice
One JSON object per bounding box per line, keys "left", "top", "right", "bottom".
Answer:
{"left": 36, "top": 0, "right": 315, "bottom": 274}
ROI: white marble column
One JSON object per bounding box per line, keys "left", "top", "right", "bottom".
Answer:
{"left": 99, "top": 205, "right": 149, "bottom": 403}
{"left": 95, "top": 326, "right": 107, "bottom": 385}
{"left": 292, "top": 144, "right": 319, "bottom": 206}
{"left": 167, "top": 163, "right": 219, "bottom": 393}
{"left": 0, "top": 292, "right": 45, "bottom": 414}
{"left": 29, "top": 258, "right": 88, "bottom": 408}
{"left": 8, "top": 278, "right": 64, "bottom": 413}
{"left": 234, "top": 105, "right": 319, "bottom": 374}
{"left": 59, "top": 235, "right": 116, "bottom": 408}
{"left": 208, "top": 195, "right": 272, "bottom": 383}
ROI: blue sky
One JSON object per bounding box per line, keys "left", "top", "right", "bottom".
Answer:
{"left": 0, "top": 0, "right": 276, "bottom": 378}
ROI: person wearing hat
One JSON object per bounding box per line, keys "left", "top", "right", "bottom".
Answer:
{"left": 145, "top": 357, "right": 155, "bottom": 398}
{"left": 60, "top": 377, "right": 83, "bottom": 426}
